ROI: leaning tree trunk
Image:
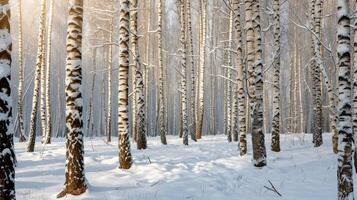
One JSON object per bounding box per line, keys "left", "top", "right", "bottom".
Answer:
{"left": 179, "top": 0, "right": 189, "bottom": 146}
{"left": 310, "top": 0, "right": 323, "bottom": 147}
{"left": 271, "top": 0, "right": 281, "bottom": 152}
{"left": 130, "top": 0, "right": 147, "bottom": 150}
{"left": 57, "top": 0, "right": 87, "bottom": 197}
{"left": 186, "top": 0, "right": 196, "bottom": 142}
{"left": 196, "top": 0, "right": 206, "bottom": 139}
{"left": 158, "top": 0, "right": 167, "bottom": 145}
{"left": 251, "top": 0, "right": 267, "bottom": 167}
{"left": 118, "top": 0, "right": 133, "bottom": 169}
{"left": 232, "top": 0, "right": 247, "bottom": 153}
{"left": 27, "top": 0, "right": 47, "bottom": 152}
{"left": 44, "top": 0, "right": 54, "bottom": 144}
{"left": 16, "top": 0, "right": 26, "bottom": 142}
{"left": 336, "top": 1, "right": 354, "bottom": 199}
{"left": 0, "top": 1, "right": 16, "bottom": 199}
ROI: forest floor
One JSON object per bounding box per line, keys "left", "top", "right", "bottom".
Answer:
{"left": 15, "top": 133, "right": 344, "bottom": 200}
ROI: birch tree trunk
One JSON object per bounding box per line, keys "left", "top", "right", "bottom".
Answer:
{"left": 336, "top": 1, "right": 354, "bottom": 199}
{"left": 44, "top": 0, "right": 54, "bottom": 144}
{"left": 107, "top": 13, "right": 113, "bottom": 143}
{"left": 118, "top": 0, "right": 133, "bottom": 169}
{"left": 225, "top": 4, "right": 234, "bottom": 142}
{"left": 232, "top": 0, "right": 247, "bottom": 154}
{"left": 196, "top": 0, "right": 206, "bottom": 139}
{"left": 0, "top": 2, "right": 16, "bottom": 198}
{"left": 179, "top": 0, "right": 189, "bottom": 146}
{"left": 186, "top": 0, "right": 196, "bottom": 142}
{"left": 310, "top": 0, "right": 323, "bottom": 147}
{"left": 353, "top": 0, "right": 357, "bottom": 165}
{"left": 251, "top": 0, "right": 267, "bottom": 167}
{"left": 130, "top": 0, "right": 147, "bottom": 150}
{"left": 27, "top": 0, "right": 47, "bottom": 152}
{"left": 57, "top": 0, "right": 87, "bottom": 197}
{"left": 158, "top": 0, "right": 167, "bottom": 145}
{"left": 271, "top": 0, "right": 281, "bottom": 152}
{"left": 16, "top": 0, "right": 26, "bottom": 143}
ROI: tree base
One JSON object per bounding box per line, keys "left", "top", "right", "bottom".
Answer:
{"left": 57, "top": 186, "right": 87, "bottom": 199}
{"left": 19, "top": 135, "right": 27, "bottom": 143}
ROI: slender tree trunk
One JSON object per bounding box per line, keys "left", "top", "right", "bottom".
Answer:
{"left": 118, "top": 0, "right": 133, "bottom": 169}
{"left": 44, "top": 0, "right": 54, "bottom": 144}
{"left": 196, "top": 0, "right": 206, "bottom": 139}
{"left": 225, "top": 4, "right": 234, "bottom": 143}
{"left": 17, "top": 0, "right": 26, "bottom": 143}
{"left": 130, "top": 0, "right": 147, "bottom": 150}
{"left": 232, "top": 0, "right": 247, "bottom": 153}
{"left": 107, "top": 11, "right": 114, "bottom": 143}
{"left": 251, "top": 0, "right": 267, "bottom": 167}
{"left": 271, "top": 0, "right": 281, "bottom": 152}
{"left": 179, "top": 0, "right": 189, "bottom": 146}
{"left": 0, "top": 1, "right": 16, "bottom": 198}
{"left": 336, "top": 1, "right": 354, "bottom": 199}
{"left": 158, "top": 0, "right": 167, "bottom": 145}
{"left": 57, "top": 0, "right": 87, "bottom": 197}
{"left": 311, "top": 0, "right": 323, "bottom": 147}
{"left": 27, "top": 0, "right": 47, "bottom": 152}
{"left": 186, "top": 0, "right": 196, "bottom": 142}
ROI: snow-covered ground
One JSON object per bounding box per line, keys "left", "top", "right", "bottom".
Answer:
{"left": 15, "top": 133, "right": 345, "bottom": 200}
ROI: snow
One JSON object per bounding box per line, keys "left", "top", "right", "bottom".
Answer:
{"left": 15, "top": 133, "right": 351, "bottom": 200}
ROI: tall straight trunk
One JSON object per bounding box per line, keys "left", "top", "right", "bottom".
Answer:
{"left": 57, "top": 0, "right": 87, "bottom": 197}
{"left": 40, "top": 9, "right": 47, "bottom": 144}
{"left": 225, "top": 4, "right": 234, "bottom": 142}
{"left": 118, "top": 0, "right": 133, "bottom": 169}
{"left": 271, "top": 0, "right": 281, "bottom": 152}
{"left": 130, "top": 0, "right": 147, "bottom": 150}
{"left": 158, "top": 0, "right": 167, "bottom": 145}
{"left": 336, "top": 1, "right": 354, "bottom": 199}
{"left": 186, "top": 0, "right": 196, "bottom": 142}
{"left": 311, "top": 0, "right": 323, "bottom": 147}
{"left": 27, "top": 0, "right": 47, "bottom": 152}
{"left": 298, "top": 50, "right": 304, "bottom": 133}
{"left": 44, "top": 0, "right": 54, "bottom": 144}
{"left": 196, "top": 0, "right": 206, "bottom": 139}
{"left": 232, "top": 0, "right": 246, "bottom": 153}
{"left": 0, "top": 1, "right": 16, "bottom": 199}
{"left": 16, "top": 0, "right": 26, "bottom": 142}
{"left": 107, "top": 11, "right": 114, "bottom": 143}
{"left": 251, "top": 0, "right": 266, "bottom": 167}
{"left": 179, "top": 0, "right": 189, "bottom": 146}
{"left": 350, "top": 6, "right": 357, "bottom": 159}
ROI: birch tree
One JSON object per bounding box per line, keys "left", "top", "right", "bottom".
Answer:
{"left": 0, "top": 1, "right": 16, "bottom": 198}
{"left": 57, "top": 0, "right": 87, "bottom": 197}
{"left": 107, "top": 8, "right": 114, "bottom": 143}
{"left": 118, "top": 0, "right": 133, "bottom": 169}
{"left": 225, "top": 2, "right": 234, "bottom": 142}
{"left": 27, "top": 0, "right": 47, "bottom": 152}
{"left": 271, "top": 0, "right": 281, "bottom": 152}
{"left": 310, "top": 0, "right": 323, "bottom": 147}
{"left": 158, "top": 0, "right": 167, "bottom": 145}
{"left": 130, "top": 0, "right": 147, "bottom": 150}
{"left": 44, "top": 0, "right": 54, "bottom": 144}
{"left": 179, "top": 0, "right": 189, "bottom": 146}
{"left": 16, "top": 0, "right": 26, "bottom": 142}
{"left": 196, "top": 0, "right": 206, "bottom": 139}
{"left": 250, "top": 0, "right": 266, "bottom": 167}
{"left": 186, "top": 0, "right": 196, "bottom": 142}
{"left": 354, "top": 0, "right": 357, "bottom": 164}
{"left": 336, "top": 0, "right": 354, "bottom": 198}
{"left": 232, "top": 0, "right": 247, "bottom": 154}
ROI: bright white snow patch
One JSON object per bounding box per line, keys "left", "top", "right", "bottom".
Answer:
{"left": 15, "top": 134, "right": 346, "bottom": 200}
